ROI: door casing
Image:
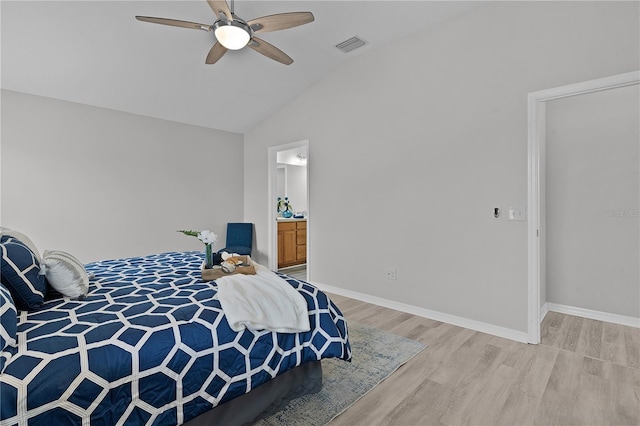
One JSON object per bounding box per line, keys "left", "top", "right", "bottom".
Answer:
{"left": 527, "top": 70, "right": 640, "bottom": 343}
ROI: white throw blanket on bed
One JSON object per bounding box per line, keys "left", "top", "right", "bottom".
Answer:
{"left": 216, "top": 263, "right": 310, "bottom": 333}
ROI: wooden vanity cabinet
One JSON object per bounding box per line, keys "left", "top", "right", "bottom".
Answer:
{"left": 278, "top": 220, "right": 306, "bottom": 268}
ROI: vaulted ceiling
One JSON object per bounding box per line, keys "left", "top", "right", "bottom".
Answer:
{"left": 1, "top": 1, "right": 482, "bottom": 133}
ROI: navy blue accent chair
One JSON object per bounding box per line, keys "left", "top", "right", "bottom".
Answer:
{"left": 217, "top": 223, "right": 253, "bottom": 256}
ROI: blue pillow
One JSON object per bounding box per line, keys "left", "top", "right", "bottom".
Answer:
{"left": 0, "top": 229, "right": 41, "bottom": 262}
{"left": 0, "top": 284, "right": 18, "bottom": 372}
{"left": 0, "top": 239, "right": 47, "bottom": 311}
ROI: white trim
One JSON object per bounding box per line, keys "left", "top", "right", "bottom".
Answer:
{"left": 313, "top": 281, "right": 530, "bottom": 344}
{"left": 530, "top": 71, "right": 640, "bottom": 102}
{"left": 527, "top": 70, "right": 640, "bottom": 344}
{"left": 540, "top": 302, "right": 550, "bottom": 322}
{"left": 267, "top": 147, "right": 277, "bottom": 271}
{"left": 546, "top": 303, "right": 640, "bottom": 329}
{"left": 527, "top": 93, "right": 543, "bottom": 344}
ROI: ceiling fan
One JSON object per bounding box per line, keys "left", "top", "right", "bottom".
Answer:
{"left": 136, "top": 0, "right": 314, "bottom": 65}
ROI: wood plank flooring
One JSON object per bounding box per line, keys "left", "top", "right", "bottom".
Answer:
{"left": 279, "top": 265, "right": 307, "bottom": 281}
{"left": 326, "top": 294, "right": 640, "bottom": 426}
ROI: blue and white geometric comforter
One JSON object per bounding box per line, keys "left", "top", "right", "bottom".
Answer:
{"left": 0, "top": 251, "right": 351, "bottom": 425}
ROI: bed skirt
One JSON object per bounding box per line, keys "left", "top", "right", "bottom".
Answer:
{"left": 183, "top": 360, "right": 322, "bottom": 426}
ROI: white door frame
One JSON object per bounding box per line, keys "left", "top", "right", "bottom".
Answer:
{"left": 527, "top": 70, "right": 640, "bottom": 344}
{"left": 267, "top": 140, "right": 310, "bottom": 277}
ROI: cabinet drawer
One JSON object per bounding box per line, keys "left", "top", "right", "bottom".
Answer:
{"left": 296, "top": 230, "right": 306, "bottom": 245}
{"left": 296, "top": 221, "right": 307, "bottom": 230}
{"left": 278, "top": 221, "right": 296, "bottom": 231}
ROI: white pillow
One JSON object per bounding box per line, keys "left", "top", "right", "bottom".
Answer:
{"left": 41, "top": 250, "right": 89, "bottom": 299}
{"left": 0, "top": 227, "right": 41, "bottom": 262}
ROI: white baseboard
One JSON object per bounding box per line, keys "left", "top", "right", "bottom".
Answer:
{"left": 540, "top": 302, "right": 550, "bottom": 322}
{"left": 312, "top": 281, "right": 530, "bottom": 344}
{"left": 546, "top": 303, "right": 640, "bottom": 328}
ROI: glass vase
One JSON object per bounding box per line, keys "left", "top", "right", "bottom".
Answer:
{"left": 204, "top": 243, "right": 213, "bottom": 269}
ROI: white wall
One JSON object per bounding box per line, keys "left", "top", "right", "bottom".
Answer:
{"left": 284, "top": 165, "right": 307, "bottom": 214}
{"left": 244, "top": 1, "right": 639, "bottom": 333}
{"left": 275, "top": 164, "right": 307, "bottom": 214}
{"left": 276, "top": 166, "right": 286, "bottom": 204}
{"left": 1, "top": 90, "right": 244, "bottom": 262}
{"left": 546, "top": 85, "right": 639, "bottom": 317}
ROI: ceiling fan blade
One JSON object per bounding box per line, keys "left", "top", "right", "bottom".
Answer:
{"left": 248, "top": 37, "right": 293, "bottom": 65}
{"left": 135, "top": 16, "right": 211, "bottom": 31}
{"left": 205, "top": 42, "right": 228, "bottom": 64}
{"left": 248, "top": 12, "right": 314, "bottom": 33}
{"left": 207, "top": 0, "right": 233, "bottom": 21}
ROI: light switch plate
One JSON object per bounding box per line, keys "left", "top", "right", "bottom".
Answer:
{"left": 509, "top": 206, "right": 526, "bottom": 221}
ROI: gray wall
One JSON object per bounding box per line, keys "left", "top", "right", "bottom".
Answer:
{"left": 546, "top": 84, "right": 639, "bottom": 317}
{"left": 244, "top": 1, "right": 639, "bottom": 333}
{"left": 1, "top": 90, "right": 244, "bottom": 262}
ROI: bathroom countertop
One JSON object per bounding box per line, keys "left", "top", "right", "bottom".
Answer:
{"left": 276, "top": 217, "right": 307, "bottom": 222}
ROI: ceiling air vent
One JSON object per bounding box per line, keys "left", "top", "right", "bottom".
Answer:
{"left": 335, "top": 36, "right": 367, "bottom": 53}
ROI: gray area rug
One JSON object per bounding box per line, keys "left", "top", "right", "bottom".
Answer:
{"left": 255, "top": 322, "right": 427, "bottom": 426}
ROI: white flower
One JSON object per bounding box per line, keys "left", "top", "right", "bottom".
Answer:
{"left": 197, "top": 230, "right": 217, "bottom": 245}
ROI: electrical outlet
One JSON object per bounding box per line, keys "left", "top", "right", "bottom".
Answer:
{"left": 385, "top": 267, "right": 397, "bottom": 280}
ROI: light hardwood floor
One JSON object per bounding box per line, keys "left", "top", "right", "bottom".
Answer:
{"left": 327, "top": 294, "right": 640, "bottom": 426}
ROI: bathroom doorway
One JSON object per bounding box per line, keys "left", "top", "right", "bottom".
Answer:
{"left": 267, "top": 140, "right": 309, "bottom": 281}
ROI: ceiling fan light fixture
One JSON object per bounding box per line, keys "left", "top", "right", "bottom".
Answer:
{"left": 214, "top": 20, "right": 251, "bottom": 50}
{"left": 136, "top": 1, "right": 315, "bottom": 65}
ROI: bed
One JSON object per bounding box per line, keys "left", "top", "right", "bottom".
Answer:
{"left": 0, "top": 250, "right": 351, "bottom": 425}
